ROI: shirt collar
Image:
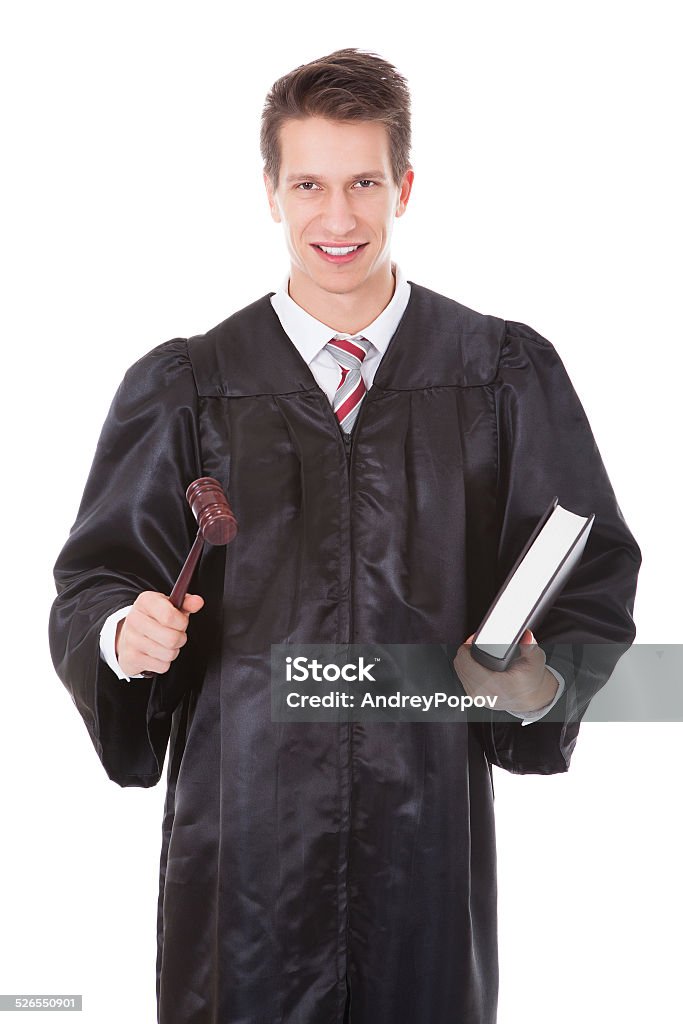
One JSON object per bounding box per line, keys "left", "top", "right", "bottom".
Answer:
{"left": 270, "top": 261, "right": 411, "bottom": 366}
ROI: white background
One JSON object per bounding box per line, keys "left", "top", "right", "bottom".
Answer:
{"left": 1, "top": 2, "right": 680, "bottom": 1022}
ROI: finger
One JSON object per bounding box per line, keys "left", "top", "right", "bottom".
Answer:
{"left": 134, "top": 616, "right": 189, "bottom": 651}
{"left": 138, "top": 654, "right": 176, "bottom": 675}
{"left": 509, "top": 636, "right": 546, "bottom": 678}
{"left": 135, "top": 592, "right": 191, "bottom": 631}
{"left": 119, "top": 646, "right": 176, "bottom": 677}
{"left": 131, "top": 633, "right": 182, "bottom": 666}
{"left": 123, "top": 620, "right": 186, "bottom": 659}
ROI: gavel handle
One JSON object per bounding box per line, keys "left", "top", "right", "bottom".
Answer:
{"left": 140, "top": 529, "right": 205, "bottom": 678}
{"left": 168, "top": 529, "right": 205, "bottom": 609}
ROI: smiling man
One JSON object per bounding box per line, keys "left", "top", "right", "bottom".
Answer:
{"left": 264, "top": 116, "right": 411, "bottom": 331}
{"left": 49, "top": 48, "right": 641, "bottom": 1024}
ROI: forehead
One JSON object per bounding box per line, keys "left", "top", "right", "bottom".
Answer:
{"left": 278, "top": 116, "right": 392, "bottom": 177}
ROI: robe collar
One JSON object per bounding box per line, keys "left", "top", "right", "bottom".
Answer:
{"left": 269, "top": 262, "right": 411, "bottom": 366}
{"left": 188, "top": 281, "right": 506, "bottom": 397}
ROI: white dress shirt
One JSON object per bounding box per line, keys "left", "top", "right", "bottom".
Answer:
{"left": 100, "top": 263, "right": 564, "bottom": 724}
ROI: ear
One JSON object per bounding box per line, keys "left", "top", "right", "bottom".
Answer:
{"left": 263, "top": 171, "right": 281, "bottom": 223}
{"left": 395, "top": 167, "right": 415, "bottom": 218}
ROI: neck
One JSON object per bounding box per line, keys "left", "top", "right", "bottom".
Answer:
{"left": 287, "top": 261, "right": 396, "bottom": 335}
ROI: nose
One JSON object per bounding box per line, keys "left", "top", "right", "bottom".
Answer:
{"left": 319, "top": 187, "right": 357, "bottom": 238}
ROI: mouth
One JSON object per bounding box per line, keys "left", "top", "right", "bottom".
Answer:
{"left": 311, "top": 242, "right": 369, "bottom": 265}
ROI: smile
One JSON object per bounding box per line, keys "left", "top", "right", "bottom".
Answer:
{"left": 312, "top": 243, "right": 368, "bottom": 264}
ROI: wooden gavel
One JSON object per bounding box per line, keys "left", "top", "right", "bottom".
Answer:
{"left": 141, "top": 476, "right": 237, "bottom": 678}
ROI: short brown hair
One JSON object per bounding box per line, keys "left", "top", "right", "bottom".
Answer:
{"left": 260, "top": 48, "right": 412, "bottom": 191}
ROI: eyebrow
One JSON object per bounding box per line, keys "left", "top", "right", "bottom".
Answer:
{"left": 284, "top": 170, "right": 388, "bottom": 183}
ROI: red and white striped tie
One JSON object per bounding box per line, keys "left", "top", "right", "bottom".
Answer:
{"left": 324, "top": 335, "right": 371, "bottom": 434}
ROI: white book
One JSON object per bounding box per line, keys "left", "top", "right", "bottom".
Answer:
{"left": 472, "top": 497, "right": 594, "bottom": 671}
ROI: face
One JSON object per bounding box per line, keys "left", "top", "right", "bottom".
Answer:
{"left": 264, "top": 116, "right": 413, "bottom": 299}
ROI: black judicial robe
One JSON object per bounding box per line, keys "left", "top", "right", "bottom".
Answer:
{"left": 48, "top": 281, "right": 641, "bottom": 1024}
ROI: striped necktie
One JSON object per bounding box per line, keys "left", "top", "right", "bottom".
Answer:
{"left": 324, "top": 335, "right": 372, "bottom": 434}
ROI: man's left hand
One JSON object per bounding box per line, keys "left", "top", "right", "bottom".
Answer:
{"left": 453, "top": 629, "right": 559, "bottom": 716}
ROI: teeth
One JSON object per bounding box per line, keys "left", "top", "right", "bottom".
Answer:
{"left": 319, "top": 245, "right": 360, "bottom": 255}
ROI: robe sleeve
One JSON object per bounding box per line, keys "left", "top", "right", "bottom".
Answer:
{"left": 476, "top": 320, "right": 642, "bottom": 776}
{"left": 48, "top": 339, "right": 203, "bottom": 788}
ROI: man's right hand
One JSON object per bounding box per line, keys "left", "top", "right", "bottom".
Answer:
{"left": 115, "top": 591, "right": 205, "bottom": 677}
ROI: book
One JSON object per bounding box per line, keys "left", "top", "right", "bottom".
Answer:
{"left": 471, "top": 496, "right": 594, "bottom": 671}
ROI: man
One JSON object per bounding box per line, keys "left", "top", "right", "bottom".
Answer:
{"left": 49, "top": 48, "right": 641, "bottom": 1024}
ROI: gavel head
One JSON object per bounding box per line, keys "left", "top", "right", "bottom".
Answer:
{"left": 185, "top": 477, "right": 238, "bottom": 546}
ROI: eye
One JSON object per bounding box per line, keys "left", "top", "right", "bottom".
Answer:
{"left": 354, "top": 179, "right": 376, "bottom": 189}
{"left": 296, "top": 181, "right": 320, "bottom": 191}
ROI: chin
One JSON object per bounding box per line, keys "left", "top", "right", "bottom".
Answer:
{"left": 314, "top": 274, "right": 365, "bottom": 295}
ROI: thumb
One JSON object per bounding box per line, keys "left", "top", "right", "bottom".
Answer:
{"left": 182, "top": 593, "right": 205, "bottom": 614}
{"left": 520, "top": 629, "right": 535, "bottom": 645}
